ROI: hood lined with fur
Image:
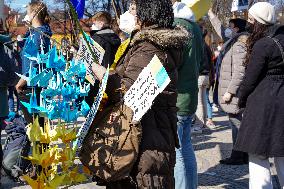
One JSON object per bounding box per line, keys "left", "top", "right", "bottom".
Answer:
{"left": 131, "top": 26, "right": 191, "bottom": 49}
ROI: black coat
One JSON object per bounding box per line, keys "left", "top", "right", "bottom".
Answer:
{"left": 90, "top": 28, "right": 121, "bottom": 68}
{"left": 85, "top": 28, "right": 121, "bottom": 106}
{"left": 234, "top": 25, "right": 284, "bottom": 157}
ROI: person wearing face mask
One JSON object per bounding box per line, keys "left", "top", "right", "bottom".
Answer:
{"left": 84, "top": 12, "right": 121, "bottom": 107}
{"left": 213, "top": 17, "right": 250, "bottom": 165}
{"left": 80, "top": 0, "right": 190, "bottom": 188}
{"left": 15, "top": 2, "right": 52, "bottom": 126}
{"left": 208, "top": 8, "right": 243, "bottom": 41}
{"left": 90, "top": 12, "right": 121, "bottom": 68}
{"left": 235, "top": 2, "right": 284, "bottom": 188}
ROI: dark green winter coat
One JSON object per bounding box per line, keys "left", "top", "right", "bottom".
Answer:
{"left": 174, "top": 18, "right": 204, "bottom": 116}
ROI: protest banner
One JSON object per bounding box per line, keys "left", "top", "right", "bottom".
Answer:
{"left": 77, "top": 33, "right": 105, "bottom": 85}
{"left": 124, "top": 55, "right": 171, "bottom": 122}
{"left": 73, "top": 67, "right": 109, "bottom": 152}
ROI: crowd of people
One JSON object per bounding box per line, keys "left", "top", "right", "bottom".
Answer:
{"left": 0, "top": 0, "right": 283, "bottom": 188}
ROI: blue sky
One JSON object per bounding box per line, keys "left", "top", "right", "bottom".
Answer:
{"left": 6, "top": 0, "right": 62, "bottom": 12}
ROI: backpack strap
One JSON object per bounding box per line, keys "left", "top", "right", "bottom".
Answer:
{"left": 267, "top": 36, "right": 284, "bottom": 64}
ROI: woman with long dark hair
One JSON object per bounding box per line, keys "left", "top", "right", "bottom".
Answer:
{"left": 235, "top": 2, "right": 284, "bottom": 188}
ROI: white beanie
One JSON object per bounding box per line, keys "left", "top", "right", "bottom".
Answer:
{"left": 173, "top": 2, "right": 196, "bottom": 22}
{"left": 249, "top": 2, "right": 276, "bottom": 25}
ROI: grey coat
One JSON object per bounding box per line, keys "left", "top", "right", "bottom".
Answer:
{"left": 218, "top": 33, "right": 248, "bottom": 114}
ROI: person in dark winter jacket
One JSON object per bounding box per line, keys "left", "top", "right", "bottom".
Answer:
{"left": 85, "top": 11, "right": 121, "bottom": 106}
{"left": 90, "top": 11, "right": 121, "bottom": 68}
{"left": 234, "top": 2, "right": 284, "bottom": 188}
{"left": 15, "top": 2, "right": 52, "bottom": 126}
{"left": 81, "top": 0, "right": 189, "bottom": 188}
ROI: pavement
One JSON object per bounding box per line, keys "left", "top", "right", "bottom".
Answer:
{"left": 0, "top": 110, "right": 281, "bottom": 189}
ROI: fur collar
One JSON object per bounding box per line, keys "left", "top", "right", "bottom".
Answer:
{"left": 131, "top": 26, "right": 191, "bottom": 49}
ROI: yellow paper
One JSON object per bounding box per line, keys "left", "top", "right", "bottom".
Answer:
{"left": 22, "top": 175, "right": 45, "bottom": 189}
{"left": 26, "top": 146, "right": 60, "bottom": 168}
{"left": 184, "top": 0, "right": 211, "bottom": 20}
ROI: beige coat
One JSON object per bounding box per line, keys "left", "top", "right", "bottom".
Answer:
{"left": 218, "top": 33, "right": 248, "bottom": 114}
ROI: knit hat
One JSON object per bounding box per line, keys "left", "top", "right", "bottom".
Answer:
{"left": 173, "top": 2, "right": 195, "bottom": 22}
{"left": 249, "top": 2, "right": 276, "bottom": 25}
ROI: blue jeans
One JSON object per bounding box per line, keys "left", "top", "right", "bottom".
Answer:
{"left": 8, "top": 86, "right": 19, "bottom": 112}
{"left": 175, "top": 115, "right": 197, "bottom": 189}
{"left": 206, "top": 89, "right": 213, "bottom": 119}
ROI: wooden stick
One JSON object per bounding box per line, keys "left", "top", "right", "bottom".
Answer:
{"left": 111, "top": 0, "right": 120, "bottom": 21}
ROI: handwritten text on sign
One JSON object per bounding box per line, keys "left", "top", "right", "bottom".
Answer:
{"left": 78, "top": 34, "right": 105, "bottom": 85}
{"left": 124, "top": 55, "right": 171, "bottom": 121}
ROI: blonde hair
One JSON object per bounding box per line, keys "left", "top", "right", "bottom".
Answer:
{"left": 28, "top": 2, "right": 50, "bottom": 24}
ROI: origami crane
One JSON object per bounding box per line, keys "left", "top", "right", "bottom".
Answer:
{"left": 21, "top": 90, "right": 45, "bottom": 114}
{"left": 23, "top": 37, "right": 38, "bottom": 59}
{"left": 16, "top": 64, "right": 38, "bottom": 87}
{"left": 38, "top": 70, "right": 53, "bottom": 87}
{"left": 79, "top": 82, "right": 90, "bottom": 97}
{"left": 46, "top": 46, "right": 57, "bottom": 69}
{"left": 62, "top": 104, "right": 79, "bottom": 122}
{"left": 54, "top": 53, "right": 66, "bottom": 71}
{"left": 41, "top": 72, "right": 63, "bottom": 97}
{"left": 62, "top": 83, "right": 78, "bottom": 101}
{"left": 63, "top": 62, "right": 86, "bottom": 82}
{"left": 80, "top": 100, "right": 90, "bottom": 116}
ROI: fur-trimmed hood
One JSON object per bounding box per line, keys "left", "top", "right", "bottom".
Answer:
{"left": 131, "top": 26, "right": 191, "bottom": 49}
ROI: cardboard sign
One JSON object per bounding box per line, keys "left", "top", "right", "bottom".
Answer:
{"left": 231, "top": 0, "right": 248, "bottom": 12}
{"left": 124, "top": 55, "right": 171, "bottom": 122}
{"left": 78, "top": 34, "right": 105, "bottom": 85}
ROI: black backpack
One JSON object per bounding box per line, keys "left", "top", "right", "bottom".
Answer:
{"left": 2, "top": 115, "right": 32, "bottom": 180}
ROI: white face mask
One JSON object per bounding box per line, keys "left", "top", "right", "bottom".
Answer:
{"left": 119, "top": 11, "right": 137, "bottom": 34}
{"left": 217, "top": 45, "right": 222, "bottom": 51}
{"left": 225, "top": 28, "right": 233, "bottom": 39}
{"left": 91, "top": 24, "right": 101, "bottom": 31}
{"left": 23, "top": 14, "right": 32, "bottom": 23}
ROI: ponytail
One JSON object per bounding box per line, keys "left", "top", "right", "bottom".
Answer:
{"left": 29, "top": 2, "right": 50, "bottom": 25}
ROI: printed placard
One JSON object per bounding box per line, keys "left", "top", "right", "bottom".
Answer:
{"left": 124, "top": 55, "right": 171, "bottom": 122}
{"left": 78, "top": 34, "right": 105, "bottom": 85}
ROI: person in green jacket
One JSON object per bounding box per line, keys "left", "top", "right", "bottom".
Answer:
{"left": 172, "top": 1, "right": 204, "bottom": 189}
